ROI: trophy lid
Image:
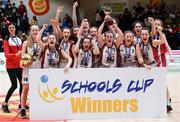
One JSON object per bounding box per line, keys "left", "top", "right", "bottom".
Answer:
{"left": 102, "top": 5, "right": 112, "bottom": 15}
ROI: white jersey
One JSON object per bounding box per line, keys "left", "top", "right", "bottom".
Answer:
{"left": 22, "top": 42, "right": 42, "bottom": 84}
{"left": 26, "top": 42, "right": 42, "bottom": 68}
{"left": 119, "top": 44, "right": 138, "bottom": 67}
{"left": 140, "top": 42, "right": 156, "bottom": 66}
{"left": 134, "top": 36, "right": 141, "bottom": 44}
{"left": 77, "top": 49, "right": 93, "bottom": 68}
{"left": 100, "top": 44, "right": 117, "bottom": 68}
{"left": 59, "top": 40, "right": 72, "bottom": 68}
{"left": 59, "top": 40, "right": 71, "bottom": 55}
{"left": 44, "top": 48, "right": 60, "bottom": 68}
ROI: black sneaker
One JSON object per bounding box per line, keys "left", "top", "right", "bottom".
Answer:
{"left": 167, "top": 105, "right": 173, "bottom": 113}
{"left": 2, "top": 104, "right": 10, "bottom": 113}
{"left": 167, "top": 98, "right": 173, "bottom": 113}
{"left": 18, "top": 104, "right": 29, "bottom": 110}
{"left": 20, "top": 109, "right": 27, "bottom": 119}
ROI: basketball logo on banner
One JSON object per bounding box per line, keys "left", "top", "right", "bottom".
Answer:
{"left": 38, "top": 75, "right": 65, "bottom": 103}
{"left": 29, "top": 0, "right": 50, "bottom": 16}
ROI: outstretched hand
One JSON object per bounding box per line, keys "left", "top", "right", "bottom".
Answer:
{"left": 16, "top": 51, "right": 22, "bottom": 57}
{"left": 157, "top": 26, "right": 163, "bottom": 33}
{"left": 50, "top": 19, "right": 58, "bottom": 26}
{"left": 64, "top": 66, "right": 70, "bottom": 73}
{"left": 144, "top": 63, "right": 151, "bottom": 70}
{"left": 170, "top": 56, "right": 174, "bottom": 63}
{"left": 73, "top": 1, "right": 78, "bottom": 8}
{"left": 57, "top": 4, "right": 64, "bottom": 13}
{"left": 42, "top": 24, "right": 48, "bottom": 29}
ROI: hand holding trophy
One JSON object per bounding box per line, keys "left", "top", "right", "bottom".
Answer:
{"left": 102, "top": 5, "right": 113, "bottom": 26}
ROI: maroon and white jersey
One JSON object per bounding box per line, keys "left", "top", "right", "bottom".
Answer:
{"left": 59, "top": 40, "right": 71, "bottom": 55}
{"left": 44, "top": 48, "right": 60, "bottom": 68}
{"left": 77, "top": 49, "right": 93, "bottom": 68}
{"left": 134, "top": 36, "right": 141, "bottom": 44}
{"left": 22, "top": 42, "right": 42, "bottom": 84}
{"left": 26, "top": 42, "right": 42, "bottom": 68}
{"left": 119, "top": 44, "right": 138, "bottom": 67}
{"left": 100, "top": 44, "right": 117, "bottom": 68}
{"left": 140, "top": 42, "right": 157, "bottom": 66}
{"left": 59, "top": 40, "right": 74, "bottom": 68}
{"left": 151, "top": 34, "right": 161, "bottom": 67}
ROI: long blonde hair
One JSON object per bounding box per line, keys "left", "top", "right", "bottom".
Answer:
{"left": 27, "top": 25, "right": 40, "bottom": 48}
{"left": 27, "top": 35, "right": 33, "bottom": 48}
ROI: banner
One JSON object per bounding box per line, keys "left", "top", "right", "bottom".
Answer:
{"left": 29, "top": 0, "right": 50, "bottom": 16}
{"left": 100, "top": 0, "right": 128, "bottom": 12}
{"left": 0, "top": 52, "right": 6, "bottom": 72}
{"left": 30, "top": 68, "right": 167, "bottom": 120}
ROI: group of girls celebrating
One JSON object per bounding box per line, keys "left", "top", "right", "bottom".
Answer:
{"left": 2, "top": 3, "right": 174, "bottom": 119}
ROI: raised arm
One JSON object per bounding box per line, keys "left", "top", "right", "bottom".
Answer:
{"left": 114, "top": 24, "right": 123, "bottom": 48}
{"left": 158, "top": 26, "right": 165, "bottom": 44}
{"left": 74, "top": 37, "right": 81, "bottom": 54}
{"left": 77, "top": 19, "right": 87, "bottom": 39}
{"left": 92, "top": 39, "right": 100, "bottom": 55}
{"left": 55, "top": 4, "right": 64, "bottom": 24}
{"left": 98, "top": 21, "right": 105, "bottom": 48}
{"left": 55, "top": 4, "right": 64, "bottom": 39}
{"left": 50, "top": 19, "right": 62, "bottom": 41}
{"left": 50, "top": 19, "right": 58, "bottom": 36}
{"left": 72, "top": 1, "right": 78, "bottom": 26}
{"left": 56, "top": 22, "right": 63, "bottom": 40}
{"left": 152, "top": 26, "right": 165, "bottom": 47}
{"left": 36, "top": 24, "right": 48, "bottom": 51}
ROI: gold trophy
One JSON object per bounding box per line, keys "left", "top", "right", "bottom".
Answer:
{"left": 20, "top": 53, "right": 34, "bottom": 67}
{"left": 102, "top": 5, "right": 113, "bottom": 26}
